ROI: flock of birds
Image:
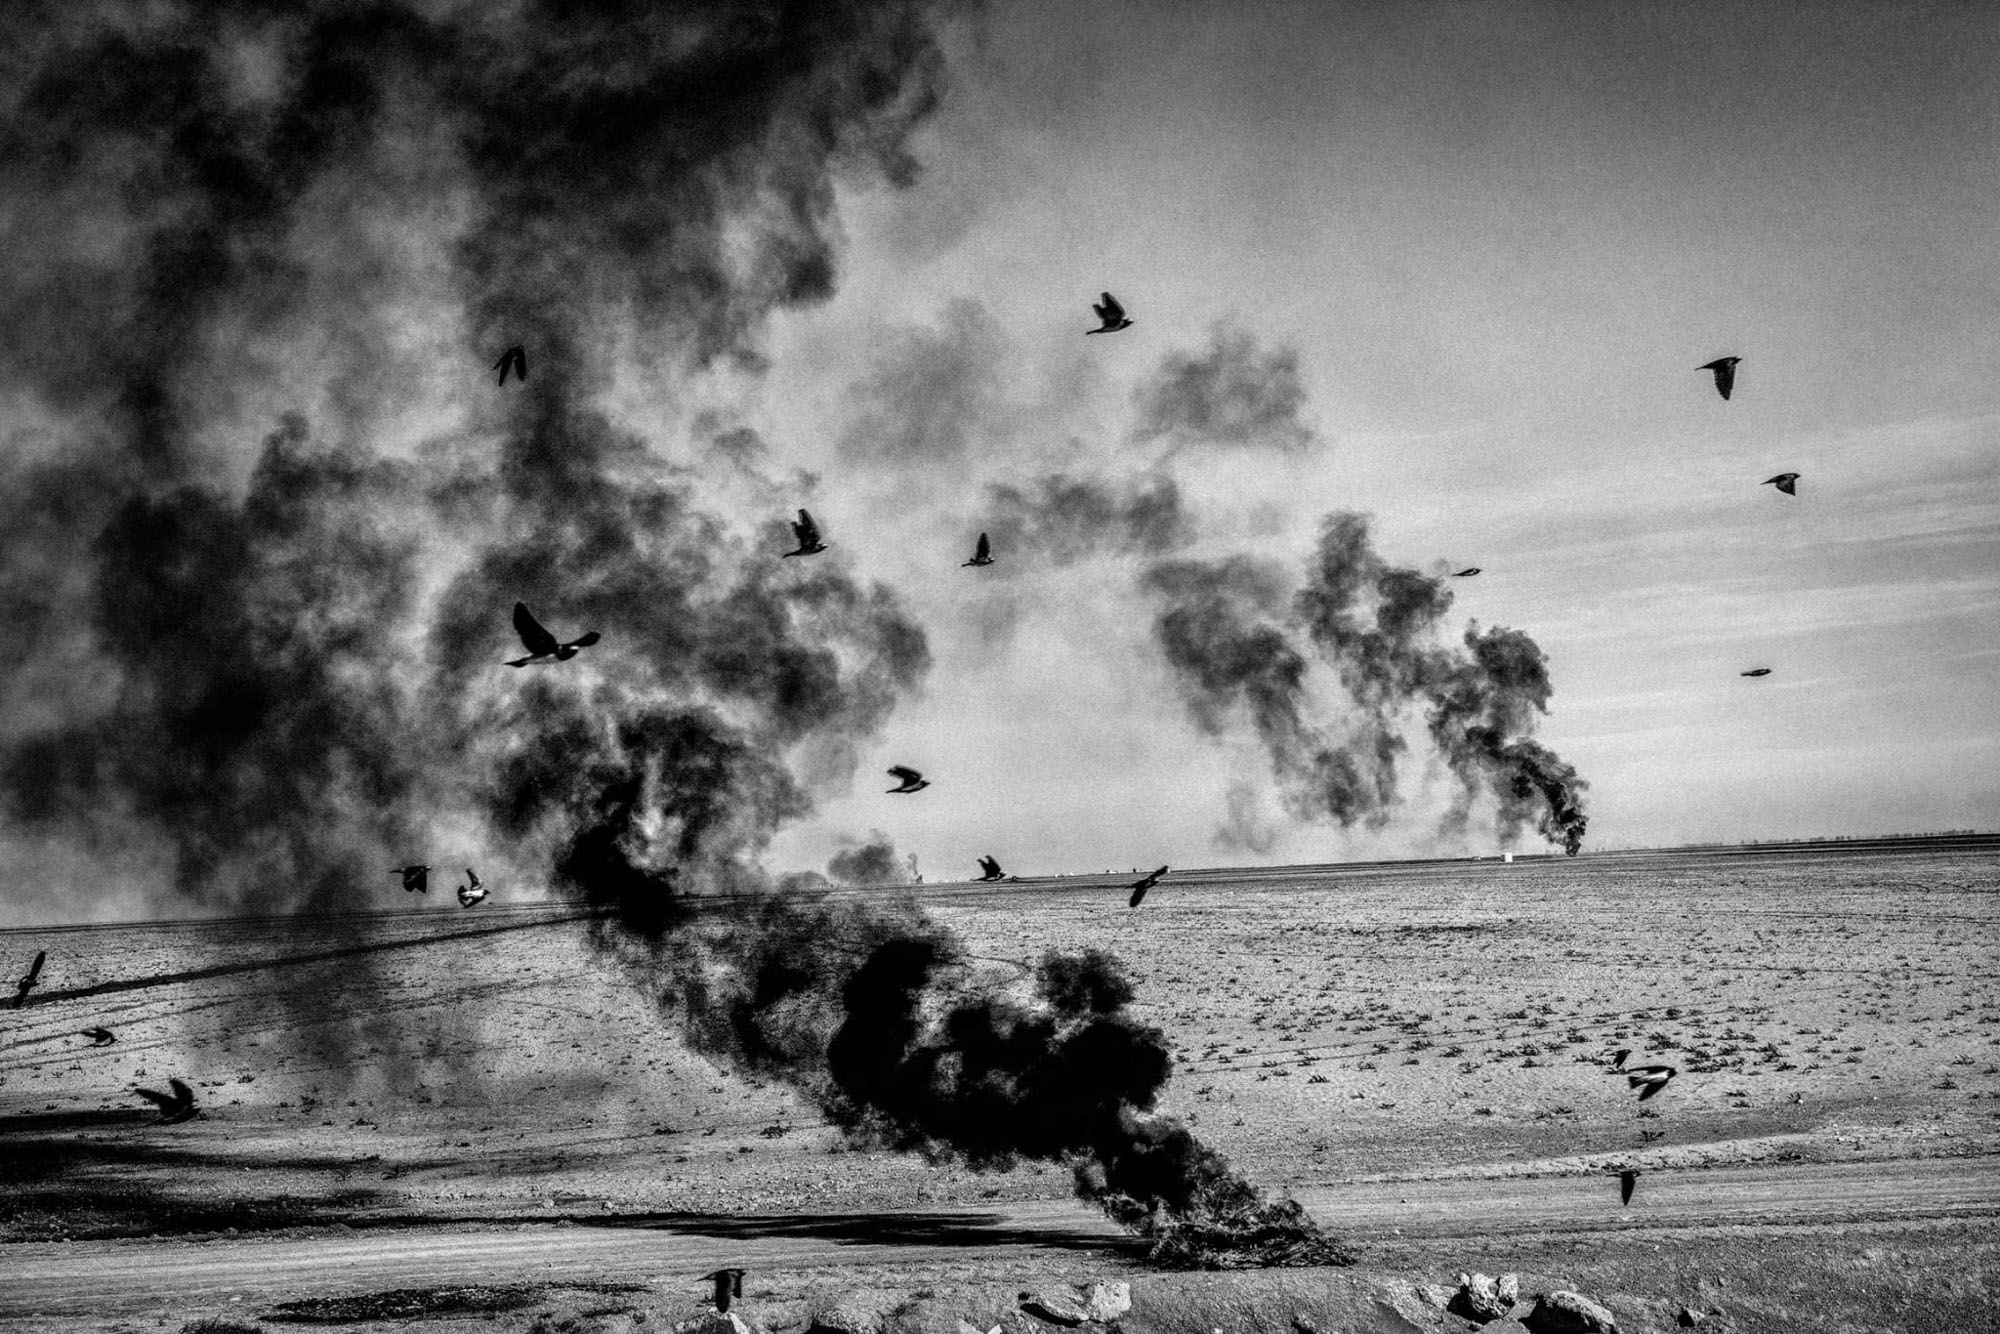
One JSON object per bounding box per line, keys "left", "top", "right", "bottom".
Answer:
{"left": 0, "top": 296, "right": 1764, "bottom": 1314}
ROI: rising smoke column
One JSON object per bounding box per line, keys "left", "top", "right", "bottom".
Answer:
{"left": 1142, "top": 511, "right": 1587, "bottom": 854}
{"left": 1, "top": 1, "right": 1345, "bottom": 1262}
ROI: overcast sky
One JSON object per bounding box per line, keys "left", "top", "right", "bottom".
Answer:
{"left": 757, "top": 0, "right": 2000, "bottom": 875}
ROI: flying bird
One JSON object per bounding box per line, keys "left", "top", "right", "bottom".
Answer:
{"left": 507, "top": 601, "right": 601, "bottom": 667}
{"left": 1086, "top": 291, "right": 1133, "bottom": 335}
{"left": 458, "top": 869, "right": 487, "bottom": 908}
{"left": 1618, "top": 1168, "right": 1639, "bottom": 1206}
{"left": 1699, "top": 356, "right": 1741, "bottom": 400}
{"left": 976, "top": 856, "right": 1006, "bottom": 882}
{"left": 700, "top": 1268, "right": 746, "bottom": 1314}
{"left": 782, "top": 509, "right": 827, "bottom": 558}
{"left": 1763, "top": 472, "right": 1800, "bottom": 496}
{"left": 1611, "top": 1049, "right": 1631, "bottom": 1069}
{"left": 82, "top": 1027, "right": 116, "bottom": 1047}
{"left": 886, "top": 766, "right": 930, "bottom": 794}
{"left": 13, "top": 950, "right": 45, "bottom": 1008}
{"left": 493, "top": 344, "right": 527, "bottom": 386}
{"left": 1127, "top": 865, "right": 1169, "bottom": 908}
{"left": 1451, "top": 567, "right": 1481, "bottom": 578}
{"left": 963, "top": 532, "right": 994, "bottom": 567}
{"left": 1740, "top": 668, "right": 1772, "bottom": 678}
{"left": 1627, "top": 1065, "right": 1678, "bottom": 1101}
{"left": 393, "top": 865, "right": 430, "bottom": 894}
{"left": 135, "top": 1078, "right": 198, "bottom": 1125}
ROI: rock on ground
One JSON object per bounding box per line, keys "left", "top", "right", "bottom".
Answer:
{"left": 1523, "top": 1290, "right": 1620, "bottom": 1334}
{"left": 670, "top": 1314, "right": 753, "bottom": 1334}
{"left": 1080, "top": 1282, "right": 1130, "bottom": 1323}
{"left": 1451, "top": 1272, "right": 1517, "bottom": 1323}
{"left": 1016, "top": 1288, "right": 1088, "bottom": 1327}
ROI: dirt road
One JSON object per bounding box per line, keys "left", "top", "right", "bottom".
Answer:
{"left": 5, "top": 1156, "right": 1994, "bottom": 1320}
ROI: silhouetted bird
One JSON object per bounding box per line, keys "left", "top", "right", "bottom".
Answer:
{"left": 886, "top": 766, "right": 930, "bottom": 794}
{"left": 1699, "top": 356, "right": 1740, "bottom": 400}
{"left": 494, "top": 344, "right": 527, "bottom": 386}
{"left": 782, "top": 509, "right": 827, "bottom": 558}
{"left": 1127, "top": 865, "right": 1169, "bottom": 908}
{"left": 507, "top": 602, "right": 601, "bottom": 667}
{"left": 82, "top": 1027, "right": 116, "bottom": 1047}
{"left": 1452, "top": 567, "right": 1481, "bottom": 577}
{"left": 135, "top": 1078, "right": 198, "bottom": 1125}
{"left": 1086, "top": 291, "right": 1133, "bottom": 335}
{"left": 12, "top": 950, "right": 45, "bottom": 1009}
{"left": 1763, "top": 472, "right": 1800, "bottom": 495}
{"left": 458, "top": 869, "right": 487, "bottom": 908}
{"left": 393, "top": 865, "right": 430, "bottom": 893}
{"left": 1611, "top": 1049, "right": 1631, "bottom": 1069}
{"left": 977, "top": 856, "right": 1006, "bottom": 882}
{"left": 1619, "top": 1168, "right": 1639, "bottom": 1206}
{"left": 1627, "top": 1065, "right": 1678, "bottom": 1101}
{"left": 1740, "top": 668, "right": 1772, "bottom": 678}
{"left": 701, "top": 1268, "right": 746, "bottom": 1314}
{"left": 963, "top": 532, "right": 994, "bottom": 567}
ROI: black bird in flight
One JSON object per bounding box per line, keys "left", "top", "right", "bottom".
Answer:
{"left": 1619, "top": 1168, "right": 1639, "bottom": 1206}
{"left": 1086, "top": 291, "right": 1133, "bottom": 335}
{"left": 135, "top": 1078, "right": 198, "bottom": 1125}
{"left": 494, "top": 344, "right": 527, "bottom": 386}
{"left": 1127, "top": 865, "right": 1169, "bottom": 908}
{"left": 82, "top": 1027, "right": 116, "bottom": 1047}
{"left": 1627, "top": 1065, "right": 1678, "bottom": 1101}
{"left": 1763, "top": 472, "right": 1800, "bottom": 496}
{"left": 976, "top": 856, "right": 1006, "bottom": 882}
{"left": 393, "top": 865, "right": 430, "bottom": 894}
{"left": 507, "top": 602, "right": 601, "bottom": 667}
{"left": 1698, "top": 356, "right": 1741, "bottom": 400}
{"left": 12, "top": 950, "right": 45, "bottom": 1009}
{"left": 782, "top": 508, "right": 828, "bottom": 558}
{"left": 1611, "top": 1048, "right": 1631, "bottom": 1069}
{"left": 886, "top": 766, "right": 930, "bottom": 794}
{"left": 1451, "top": 567, "right": 1481, "bottom": 578}
{"left": 1740, "top": 668, "right": 1773, "bottom": 678}
{"left": 458, "top": 869, "right": 487, "bottom": 908}
{"left": 701, "top": 1268, "right": 746, "bottom": 1314}
{"left": 963, "top": 532, "right": 994, "bottom": 567}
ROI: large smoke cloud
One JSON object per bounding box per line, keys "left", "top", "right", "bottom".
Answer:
{"left": 1132, "top": 322, "right": 1316, "bottom": 453}
{"left": 1, "top": 0, "right": 1348, "bottom": 1265}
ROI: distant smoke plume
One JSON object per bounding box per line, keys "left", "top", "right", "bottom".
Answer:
{"left": 826, "top": 830, "right": 907, "bottom": 886}
{"left": 984, "top": 472, "right": 1193, "bottom": 567}
{"left": 1145, "top": 514, "right": 1588, "bottom": 855}
{"left": 0, "top": 0, "right": 1344, "bottom": 1266}
{"left": 1133, "top": 322, "right": 1316, "bottom": 453}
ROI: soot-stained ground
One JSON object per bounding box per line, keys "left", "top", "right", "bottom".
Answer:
{"left": 2, "top": 842, "right": 1996, "bottom": 1245}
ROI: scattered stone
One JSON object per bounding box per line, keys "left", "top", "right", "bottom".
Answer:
{"left": 1450, "top": 1273, "right": 1517, "bottom": 1323}
{"left": 1498, "top": 1275, "right": 1521, "bottom": 1307}
{"left": 1522, "top": 1290, "right": 1620, "bottom": 1334}
{"left": 1290, "top": 1316, "right": 1319, "bottom": 1334}
{"left": 1080, "top": 1282, "right": 1130, "bottom": 1323}
{"left": 1675, "top": 1309, "right": 1703, "bottom": 1328}
{"left": 957, "top": 1322, "right": 1000, "bottom": 1334}
{"left": 1016, "top": 1289, "right": 1088, "bottom": 1327}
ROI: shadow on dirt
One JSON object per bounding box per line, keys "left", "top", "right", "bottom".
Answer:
{"left": 596, "top": 1208, "right": 1141, "bottom": 1255}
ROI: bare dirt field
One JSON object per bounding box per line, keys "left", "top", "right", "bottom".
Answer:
{"left": 4, "top": 839, "right": 1997, "bottom": 1332}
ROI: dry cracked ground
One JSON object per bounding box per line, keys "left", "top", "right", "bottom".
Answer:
{"left": 3, "top": 840, "right": 1996, "bottom": 1332}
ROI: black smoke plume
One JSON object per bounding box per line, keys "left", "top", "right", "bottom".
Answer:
{"left": 2, "top": 0, "right": 1345, "bottom": 1266}
{"left": 1145, "top": 513, "right": 1588, "bottom": 854}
